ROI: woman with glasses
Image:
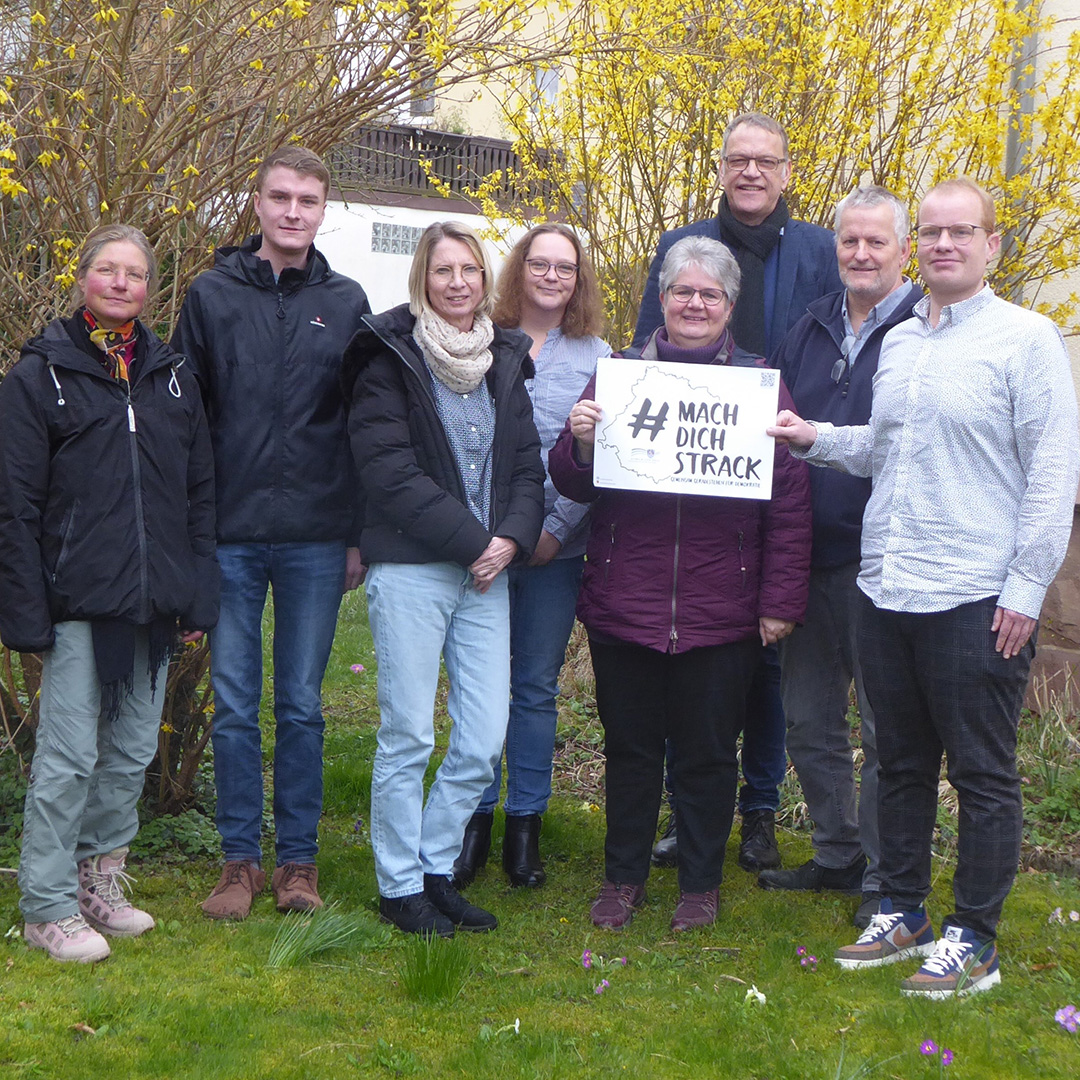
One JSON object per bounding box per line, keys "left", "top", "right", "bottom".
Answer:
{"left": 451, "top": 224, "right": 610, "bottom": 890}
{"left": 549, "top": 235, "right": 811, "bottom": 932}
{"left": 0, "top": 224, "right": 218, "bottom": 962}
{"left": 343, "top": 221, "right": 544, "bottom": 938}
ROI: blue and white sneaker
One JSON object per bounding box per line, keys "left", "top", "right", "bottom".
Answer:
{"left": 834, "top": 897, "right": 936, "bottom": 969}
{"left": 899, "top": 923, "right": 1000, "bottom": 999}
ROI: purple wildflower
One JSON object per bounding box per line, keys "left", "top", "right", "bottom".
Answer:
{"left": 920, "top": 1039, "right": 939, "bottom": 1056}
{"left": 618, "top": 956, "right": 628, "bottom": 966}
{"left": 581, "top": 949, "right": 592, "bottom": 970}
{"left": 941, "top": 1048, "right": 954, "bottom": 1067}
{"left": 350, "top": 663, "right": 365, "bottom": 673}
{"left": 1056, "top": 1004, "right": 1079, "bottom": 1033}
{"left": 594, "top": 978, "right": 609, "bottom": 995}
{"left": 796, "top": 945, "right": 807, "bottom": 957}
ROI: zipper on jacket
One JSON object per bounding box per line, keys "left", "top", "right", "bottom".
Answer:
{"left": 738, "top": 529, "right": 747, "bottom": 590}
{"left": 276, "top": 290, "right": 285, "bottom": 320}
{"left": 52, "top": 504, "right": 78, "bottom": 584}
{"left": 669, "top": 497, "right": 682, "bottom": 652}
{"left": 603, "top": 523, "right": 615, "bottom": 584}
{"left": 126, "top": 384, "right": 151, "bottom": 620}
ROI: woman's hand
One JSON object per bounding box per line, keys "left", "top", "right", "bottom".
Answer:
{"left": 528, "top": 529, "right": 562, "bottom": 567}
{"left": 180, "top": 630, "right": 204, "bottom": 644}
{"left": 767, "top": 410, "right": 817, "bottom": 449}
{"left": 759, "top": 617, "right": 795, "bottom": 646}
{"left": 470, "top": 536, "right": 518, "bottom": 592}
{"left": 569, "top": 399, "right": 602, "bottom": 464}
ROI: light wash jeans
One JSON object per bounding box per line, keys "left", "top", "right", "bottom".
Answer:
{"left": 209, "top": 541, "right": 345, "bottom": 865}
{"left": 19, "top": 621, "right": 169, "bottom": 924}
{"left": 366, "top": 561, "right": 510, "bottom": 898}
{"left": 479, "top": 556, "right": 583, "bottom": 816}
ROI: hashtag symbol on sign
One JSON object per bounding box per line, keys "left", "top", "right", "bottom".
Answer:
{"left": 628, "top": 398, "right": 669, "bottom": 441}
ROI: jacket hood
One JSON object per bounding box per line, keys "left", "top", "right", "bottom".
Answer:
{"left": 805, "top": 281, "right": 923, "bottom": 344}
{"left": 213, "top": 235, "right": 332, "bottom": 291}
{"left": 22, "top": 317, "right": 181, "bottom": 384}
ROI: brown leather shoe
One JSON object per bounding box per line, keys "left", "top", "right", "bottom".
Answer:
{"left": 271, "top": 863, "right": 323, "bottom": 912}
{"left": 590, "top": 880, "right": 646, "bottom": 929}
{"left": 671, "top": 888, "right": 719, "bottom": 931}
{"left": 201, "top": 861, "right": 266, "bottom": 920}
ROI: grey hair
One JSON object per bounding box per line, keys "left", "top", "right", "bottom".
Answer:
{"left": 71, "top": 223, "right": 158, "bottom": 310}
{"left": 658, "top": 236, "right": 741, "bottom": 306}
{"left": 721, "top": 112, "right": 789, "bottom": 158}
{"left": 834, "top": 185, "right": 910, "bottom": 244}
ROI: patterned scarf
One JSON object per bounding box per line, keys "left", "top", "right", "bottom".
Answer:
{"left": 413, "top": 308, "right": 495, "bottom": 393}
{"left": 83, "top": 308, "right": 138, "bottom": 384}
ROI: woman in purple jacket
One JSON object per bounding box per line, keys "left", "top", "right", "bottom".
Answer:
{"left": 549, "top": 236, "right": 811, "bottom": 932}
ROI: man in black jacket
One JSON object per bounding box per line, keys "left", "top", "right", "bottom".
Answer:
{"left": 173, "top": 146, "right": 371, "bottom": 920}
{"left": 759, "top": 186, "right": 921, "bottom": 928}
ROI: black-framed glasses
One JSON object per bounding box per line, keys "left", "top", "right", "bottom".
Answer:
{"left": 830, "top": 334, "right": 858, "bottom": 385}
{"left": 913, "top": 223, "right": 988, "bottom": 246}
{"left": 524, "top": 258, "right": 578, "bottom": 280}
{"left": 722, "top": 154, "right": 788, "bottom": 173}
{"left": 666, "top": 284, "right": 728, "bottom": 307}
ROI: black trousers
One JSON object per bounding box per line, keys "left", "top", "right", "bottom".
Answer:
{"left": 589, "top": 637, "right": 758, "bottom": 893}
{"left": 859, "top": 594, "right": 1034, "bottom": 942}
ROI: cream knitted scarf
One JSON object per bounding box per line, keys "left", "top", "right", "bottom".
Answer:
{"left": 413, "top": 308, "right": 495, "bottom": 393}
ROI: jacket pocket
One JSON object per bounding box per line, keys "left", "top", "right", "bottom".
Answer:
{"left": 51, "top": 501, "right": 78, "bottom": 585}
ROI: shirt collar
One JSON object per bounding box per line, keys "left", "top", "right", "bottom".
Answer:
{"left": 843, "top": 277, "right": 914, "bottom": 340}
{"left": 914, "top": 282, "right": 996, "bottom": 328}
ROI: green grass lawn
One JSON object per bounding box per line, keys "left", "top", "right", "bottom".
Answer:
{"left": 2, "top": 591, "right": 1079, "bottom": 1079}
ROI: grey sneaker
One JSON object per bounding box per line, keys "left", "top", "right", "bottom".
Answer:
{"left": 25, "top": 914, "right": 111, "bottom": 963}
{"left": 78, "top": 847, "right": 155, "bottom": 937}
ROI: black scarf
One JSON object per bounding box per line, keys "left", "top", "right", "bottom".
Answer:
{"left": 94, "top": 619, "right": 175, "bottom": 724}
{"left": 717, "top": 193, "right": 790, "bottom": 356}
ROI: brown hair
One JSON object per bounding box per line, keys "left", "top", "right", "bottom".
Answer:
{"left": 920, "top": 177, "right": 996, "bottom": 233}
{"left": 492, "top": 223, "right": 605, "bottom": 339}
{"left": 71, "top": 223, "right": 157, "bottom": 310}
{"left": 408, "top": 221, "right": 496, "bottom": 319}
{"left": 255, "top": 145, "right": 330, "bottom": 199}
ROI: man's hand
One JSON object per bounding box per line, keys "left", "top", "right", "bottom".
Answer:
{"left": 767, "top": 410, "right": 817, "bottom": 449}
{"left": 344, "top": 546, "right": 367, "bottom": 592}
{"left": 180, "top": 630, "right": 204, "bottom": 644}
{"left": 991, "top": 606, "right": 1037, "bottom": 660}
{"left": 528, "top": 529, "right": 562, "bottom": 567}
{"left": 470, "top": 536, "right": 518, "bottom": 593}
{"left": 759, "top": 617, "right": 795, "bottom": 646}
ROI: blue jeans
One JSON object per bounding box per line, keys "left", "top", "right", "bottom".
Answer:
{"left": 366, "top": 561, "right": 510, "bottom": 898}
{"left": 479, "top": 556, "right": 583, "bottom": 817}
{"left": 209, "top": 541, "right": 345, "bottom": 865}
{"left": 739, "top": 644, "right": 786, "bottom": 813}
{"left": 20, "top": 622, "right": 168, "bottom": 923}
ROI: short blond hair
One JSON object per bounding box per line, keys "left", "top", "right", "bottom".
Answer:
{"left": 408, "top": 221, "right": 495, "bottom": 319}
{"left": 920, "top": 177, "right": 996, "bottom": 233}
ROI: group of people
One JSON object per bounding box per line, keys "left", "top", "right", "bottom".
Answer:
{"left": 0, "top": 114, "right": 1076, "bottom": 1002}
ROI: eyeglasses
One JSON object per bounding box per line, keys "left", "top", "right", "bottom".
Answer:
{"left": 913, "top": 223, "right": 988, "bottom": 246}
{"left": 525, "top": 258, "right": 578, "bottom": 280}
{"left": 830, "top": 334, "right": 857, "bottom": 386}
{"left": 428, "top": 264, "right": 484, "bottom": 283}
{"left": 723, "top": 155, "right": 788, "bottom": 174}
{"left": 89, "top": 264, "right": 150, "bottom": 283}
{"left": 666, "top": 285, "right": 728, "bottom": 307}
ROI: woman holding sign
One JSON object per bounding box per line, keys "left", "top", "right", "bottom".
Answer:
{"left": 549, "top": 235, "right": 811, "bottom": 932}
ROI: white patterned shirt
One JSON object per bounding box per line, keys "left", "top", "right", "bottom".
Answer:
{"left": 800, "top": 286, "right": 1079, "bottom": 618}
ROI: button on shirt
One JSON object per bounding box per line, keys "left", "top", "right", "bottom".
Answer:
{"left": 802, "top": 286, "right": 1080, "bottom": 618}
{"left": 425, "top": 361, "right": 496, "bottom": 530}
{"left": 525, "top": 328, "right": 611, "bottom": 559}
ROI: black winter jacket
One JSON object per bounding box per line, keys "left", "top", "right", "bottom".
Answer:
{"left": 342, "top": 304, "right": 545, "bottom": 567}
{"left": 775, "top": 282, "right": 922, "bottom": 568}
{"left": 0, "top": 318, "right": 219, "bottom": 653}
{"left": 171, "top": 237, "right": 370, "bottom": 544}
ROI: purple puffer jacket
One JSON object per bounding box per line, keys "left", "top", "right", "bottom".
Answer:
{"left": 549, "top": 332, "right": 811, "bottom": 654}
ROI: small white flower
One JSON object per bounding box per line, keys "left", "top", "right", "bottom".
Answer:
{"left": 4, "top": 925, "right": 20, "bottom": 940}
{"left": 1071, "top": 910, "right": 1080, "bottom": 923}
{"left": 514, "top": 1018, "right": 520, "bottom": 1034}
{"left": 744, "top": 984, "right": 766, "bottom": 1006}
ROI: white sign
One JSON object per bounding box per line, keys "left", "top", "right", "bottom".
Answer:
{"left": 591, "top": 356, "right": 779, "bottom": 499}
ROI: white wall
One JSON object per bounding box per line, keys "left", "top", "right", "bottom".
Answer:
{"left": 317, "top": 199, "right": 527, "bottom": 313}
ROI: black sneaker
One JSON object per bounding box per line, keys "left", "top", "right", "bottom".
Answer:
{"left": 757, "top": 855, "right": 866, "bottom": 895}
{"left": 738, "top": 809, "right": 780, "bottom": 871}
{"left": 854, "top": 891, "right": 884, "bottom": 929}
{"left": 651, "top": 815, "right": 678, "bottom": 868}
{"left": 423, "top": 875, "right": 498, "bottom": 932}
{"left": 379, "top": 892, "right": 454, "bottom": 938}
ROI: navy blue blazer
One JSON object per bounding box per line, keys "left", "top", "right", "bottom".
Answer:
{"left": 632, "top": 216, "right": 842, "bottom": 358}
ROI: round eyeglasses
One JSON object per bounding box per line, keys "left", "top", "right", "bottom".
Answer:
{"left": 525, "top": 258, "right": 578, "bottom": 280}
{"left": 666, "top": 285, "right": 728, "bottom": 306}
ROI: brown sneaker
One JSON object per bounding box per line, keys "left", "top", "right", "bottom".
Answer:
{"left": 590, "top": 880, "right": 646, "bottom": 929}
{"left": 671, "top": 888, "right": 719, "bottom": 931}
{"left": 201, "top": 861, "right": 266, "bottom": 920}
{"left": 271, "top": 863, "right": 323, "bottom": 912}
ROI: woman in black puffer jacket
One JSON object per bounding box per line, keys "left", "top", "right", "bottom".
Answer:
{"left": 0, "top": 224, "right": 218, "bottom": 963}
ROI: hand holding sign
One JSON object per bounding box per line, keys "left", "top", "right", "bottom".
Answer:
{"left": 569, "top": 398, "right": 603, "bottom": 464}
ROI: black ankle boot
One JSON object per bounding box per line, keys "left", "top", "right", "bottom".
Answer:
{"left": 502, "top": 813, "right": 546, "bottom": 888}
{"left": 451, "top": 812, "right": 492, "bottom": 889}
